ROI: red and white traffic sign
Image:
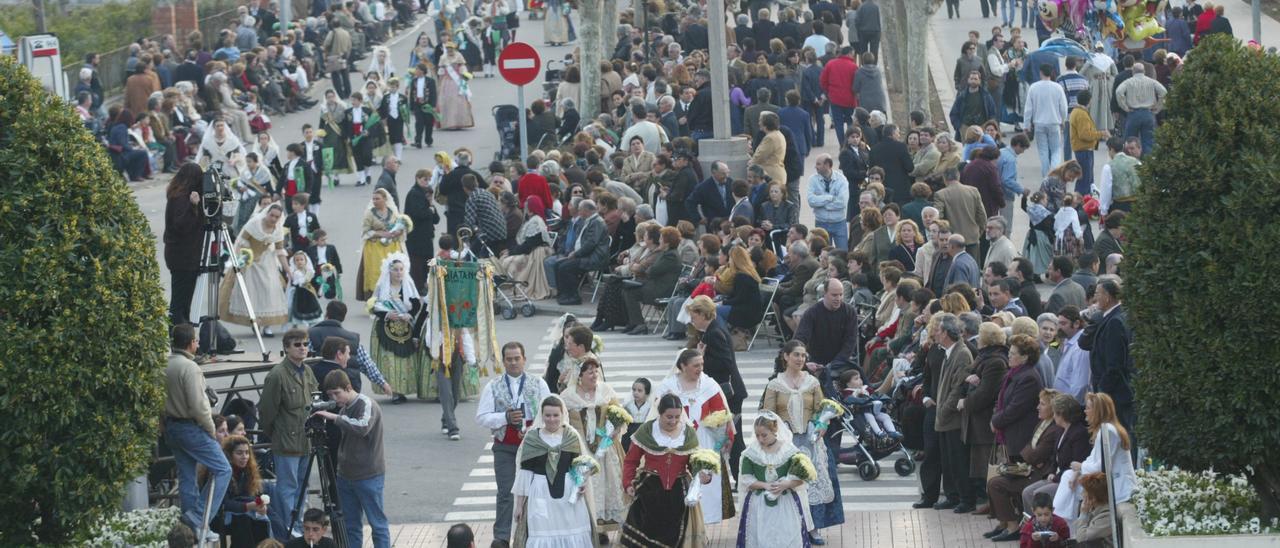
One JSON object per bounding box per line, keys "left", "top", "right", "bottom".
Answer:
{"left": 498, "top": 42, "right": 541, "bottom": 86}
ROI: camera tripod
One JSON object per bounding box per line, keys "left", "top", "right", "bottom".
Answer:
{"left": 289, "top": 423, "right": 348, "bottom": 548}
{"left": 197, "top": 163, "right": 269, "bottom": 360}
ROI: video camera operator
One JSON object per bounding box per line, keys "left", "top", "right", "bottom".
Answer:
{"left": 311, "top": 369, "right": 389, "bottom": 548}
{"left": 309, "top": 337, "right": 361, "bottom": 504}
{"left": 163, "top": 163, "right": 207, "bottom": 327}
{"left": 163, "top": 324, "right": 231, "bottom": 543}
{"left": 261, "top": 329, "right": 319, "bottom": 540}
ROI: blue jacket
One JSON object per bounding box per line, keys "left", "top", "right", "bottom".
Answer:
{"left": 686, "top": 176, "right": 733, "bottom": 224}
{"left": 779, "top": 106, "right": 813, "bottom": 158}
{"left": 997, "top": 145, "right": 1024, "bottom": 198}
{"left": 800, "top": 64, "right": 824, "bottom": 105}
{"left": 1166, "top": 19, "right": 1192, "bottom": 56}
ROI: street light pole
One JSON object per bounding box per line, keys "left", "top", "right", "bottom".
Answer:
{"left": 1253, "top": 0, "right": 1262, "bottom": 45}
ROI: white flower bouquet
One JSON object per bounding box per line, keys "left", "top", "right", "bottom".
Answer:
{"left": 701, "top": 409, "right": 733, "bottom": 452}
{"left": 566, "top": 455, "right": 600, "bottom": 504}
{"left": 809, "top": 398, "right": 845, "bottom": 444}
{"left": 684, "top": 449, "right": 722, "bottom": 507}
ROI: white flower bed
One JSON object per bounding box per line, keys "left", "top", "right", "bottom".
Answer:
{"left": 82, "top": 506, "right": 181, "bottom": 547}
{"left": 1133, "top": 467, "right": 1278, "bottom": 537}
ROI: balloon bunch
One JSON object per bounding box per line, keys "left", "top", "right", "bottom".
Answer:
{"left": 1039, "top": 0, "right": 1167, "bottom": 50}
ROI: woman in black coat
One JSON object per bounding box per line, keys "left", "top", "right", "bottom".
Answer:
{"left": 716, "top": 246, "right": 765, "bottom": 331}
{"left": 163, "top": 163, "right": 207, "bottom": 326}
{"left": 991, "top": 333, "right": 1048, "bottom": 459}
{"left": 685, "top": 294, "right": 748, "bottom": 479}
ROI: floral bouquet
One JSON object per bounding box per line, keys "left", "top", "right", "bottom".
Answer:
{"left": 701, "top": 409, "right": 733, "bottom": 452}
{"left": 593, "top": 404, "right": 634, "bottom": 460}
{"left": 381, "top": 214, "right": 415, "bottom": 245}
{"left": 685, "top": 449, "right": 722, "bottom": 507}
{"left": 809, "top": 398, "right": 845, "bottom": 444}
{"left": 566, "top": 455, "right": 599, "bottom": 504}
{"left": 316, "top": 263, "right": 342, "bottom": 300}
{"left": 763, "top": 452, "right": 817, "bottom": 502}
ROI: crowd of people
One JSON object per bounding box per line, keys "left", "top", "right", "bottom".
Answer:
{"left": 147, "top": 0, "right": 1257, "bottom": 544}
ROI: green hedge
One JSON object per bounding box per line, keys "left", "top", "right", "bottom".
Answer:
{"left": 1129, "top": 35, "right": 1280, "bottom": 519}
{"left": 0, "top": 55, "right": 168, "bottom": 543}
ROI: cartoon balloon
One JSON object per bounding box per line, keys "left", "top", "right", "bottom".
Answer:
{"left": 1040, "top": 0, "right": 1066, "bottom": 31}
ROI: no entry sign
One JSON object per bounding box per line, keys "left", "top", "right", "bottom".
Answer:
{"left": 498, "top": 42, "right": 541, "bottom": 86}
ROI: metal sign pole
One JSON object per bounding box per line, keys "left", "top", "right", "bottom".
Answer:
{"left": 518, "top": 84, "right": 528, "bottom": 162}
{"left": 1102, "top": 426, "right": 1122, "bottom": 548}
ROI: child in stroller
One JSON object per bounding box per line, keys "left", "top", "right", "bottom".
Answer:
{"left": 834, "top": 369, "right": 917, "bottom": 481}
{"left": 838, "top": 369, "right": 902, "bottom": 441}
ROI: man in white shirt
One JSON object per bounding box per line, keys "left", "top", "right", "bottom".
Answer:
{"left": 475, "top": 342, "right": 552, "bottom": 546}
{"left": 1053, "top": 306, "right": 1090, "bottom": 403}
{"left": 1023, "top": 63, "right": 1069, "bottom": 178}
{"left": 802, "top": 20, "right": 832, "bottom": 55}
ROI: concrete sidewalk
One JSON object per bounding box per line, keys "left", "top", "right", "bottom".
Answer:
{"left": 348, "top": 508, "right": 1004, "bottom": 547}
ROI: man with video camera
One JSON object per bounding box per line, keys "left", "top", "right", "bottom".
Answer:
{"left": 260, "top": 329, "right": 320, "bottom": 540}
{"left": 311, "top": 369, "right": 389, "bottom": 548}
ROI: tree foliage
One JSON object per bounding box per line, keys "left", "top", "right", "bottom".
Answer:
{"left": 1129, "top": 35, "right": 1280, "bottom": 519}
{"left": 0, "top": 0, "right": 154, "bottom": 66}
{"left": 0, "top": 55, "right": 168, "bottom": 543}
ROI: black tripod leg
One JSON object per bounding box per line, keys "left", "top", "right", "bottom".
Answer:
{"left": 314, "top": 444, "right": 348, "bottom": 548}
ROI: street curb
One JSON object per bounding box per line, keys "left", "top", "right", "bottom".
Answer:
{"left": 927, "top": 16, "right": 956, "bottom": 135}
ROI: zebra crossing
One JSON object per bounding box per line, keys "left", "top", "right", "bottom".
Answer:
{"left": 441, "top": 318, "right": 922, "bottom": 523}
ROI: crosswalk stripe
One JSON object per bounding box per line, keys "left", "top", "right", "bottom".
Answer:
{"left": 461, "top": 482, "right": 497, "bottom": 491}
{"left": 444, "top": 510, "right": 496, "bottom": 521}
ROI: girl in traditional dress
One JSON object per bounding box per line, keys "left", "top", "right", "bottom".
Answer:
{"left": 197, "top": 117, "right": 248, "bottom": 178}
{"left": 512, "top": 395, "right": 597, "bottom": 548}
{"left": 285, "top": 251, "right": 323, "bottom": 328}
{"left": 357, "top": 188, "right": 411, "bottom": 300}
{"left": 760, "top": 340, "right": 844, "bottom": 544}
{"left": 437, "top": 42, "right": 476, "bottom": 130}
{"left": 649, "top": 349, "right": 736, "bottom": 525}
{"left": 250, "top": 131, "right": 284, "bottom": 184}
{"left": 367, "top": 46, "right": 397, "bottom": 81}
{"left": 562, "top": 358, "right": 627, "bottom": 541}
{"left": 345, "top": 92, "right": 388, "bottom": 187}
{"left": 409, "top": 32, "right": 437, "bottom": 70}
{"left": 497, "top": 195, "right": 554, "bottom": 299}
{"left": 219, "top": 204, "right": 290, "bottom": 336}
{"left": 460, "top": 17, "right": 486, "bottom": 73}
{"left": 542, "top": 0, "right": 572, "bottom": 45}
{"left": 621, "top": 393, "right": 709, "bottom": 548}
{"left": 737, "top": 413, "right": 812, "bottom": 548}
{"left": 319, "top": 90, "right": 355, "bottom": 187}
{"left": 370, "top": 252, "right": 425, "bottom": 404}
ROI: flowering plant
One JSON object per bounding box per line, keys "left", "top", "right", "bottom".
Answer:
{"left": 809, "top": 398, "right": 845, "bottom": 444}
{"left": 1132, "top": 467, "right": 1277, "bottom": 536}
{"left": 685, "top": 449, "right": 722, "bottom": 507}
{"left": 566, "top": 455, "right": 599, "bottom": 504}
{"left": 81, "top": 506, "right": 181, "bottom": 547}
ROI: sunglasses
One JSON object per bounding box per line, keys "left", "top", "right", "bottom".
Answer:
{"left": 291, "top": 341, "right": 310, "bottom": 348}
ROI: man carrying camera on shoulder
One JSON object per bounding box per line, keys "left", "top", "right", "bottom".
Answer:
{"left": 260, "top": 329, "right": 319, "bottom": 540}
{"left": 163, "top": 324, "right": 232, "bottom": 544}
{"left": 311, "top": 369, "right": 390, "bottom": 548}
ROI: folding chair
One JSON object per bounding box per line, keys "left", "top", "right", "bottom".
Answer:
{"left": 579, "top": 235, "right": 614, "bottom": 303}
{"left": 747, "top": 277, "right": 783, "bottom": 351}
{"left": 645, "top": 264, "right": 695, "bottom": 332}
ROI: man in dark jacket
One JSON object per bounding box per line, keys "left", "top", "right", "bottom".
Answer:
{"left": 949, "top": 70, "right": 998, "bottom": 140}
{"left": 437, "top": 149, "right": 482, "bottom": 236}
{"left": 686, "top": 161, "right": 734, "bottom": 227}
{"left": 686, "top": 71, "right": 714, "bottom": 140}
{"left": 308, "top": 302, "right": 393, "bottom": 396}
{"left": 1080, "top": 279, "right": 1137, "bottom": 461}
{"left": 554, "top": 200, "right": 611, "bottom": 305}
{"left": 869, "top": 124, "right": 915, "bottom": 204}
{"left": 855, "top": 0, "right": 882, "bottom": 55}
{"left": 666, "top": 152, "right": 699, "bottom": 226}
{"left": 799, "top": 52, "right": 826, "bottom": 148}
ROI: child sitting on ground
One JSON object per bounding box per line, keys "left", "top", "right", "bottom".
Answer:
{"left": 838, "top": 369, "right": 901, "bottom": 440}
{"left": 284, "top": 508, "right": 337, "bottom": 548}
{"left": 1018, "top": 492, "right": 1071, "bottom": 547}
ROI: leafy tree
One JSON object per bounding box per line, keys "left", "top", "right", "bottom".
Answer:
{"left": 1129, "top": 35, "right": 1280, "bottom": 519}
{"left": 0, "top": 55, "right": 168, "bottom": 543}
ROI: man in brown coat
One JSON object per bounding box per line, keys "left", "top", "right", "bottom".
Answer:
{"left": 932, "top": 167, "right": 987, "bottom": 256}
{"left": 933, "top": 312, "right": 977, "bottom": 513}
{"left": 124, "top": 55, "right": 161, "bottom": 116}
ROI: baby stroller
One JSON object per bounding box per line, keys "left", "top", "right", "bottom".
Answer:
{"left": 492, "top": 104, "right": 521, "bottom": 161}
{"left": 836, "top": 383, "right": 917, "bottom": 481}
{"left": 541, "top": 58, "right": 566, "bottom": 105}
{"left": 474, "top": 236, "right": 537, "bottom": 320}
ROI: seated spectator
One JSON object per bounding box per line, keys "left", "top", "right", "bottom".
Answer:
{"left": 619, "top": 226, "right": 684, "bottom": 334}
{"left": 497, "top": 196, "right": 555, "bottom": 299}
{"left": 715, "top": 246, "right": 766, "bottom": 333}
{"left": 108, "top": 109, "right": 150, "bottom": 182}
{"left": 210, "top": 435, "right": 271, "bottom": 546}
{"left": 759, "top": 181, "right": 797, "bottom": 235}
{"left": 1072, "top": 472, "right": 1114, "bottom": 547}
{"left": 662, "top": 234, "right": 722, "bottom": 340}
{"left": 1017, "top": 492, "right": 1071, "bottom": 546}
{"left": 986, "top": 389, "right": 1065, "bottom": 541}
{"left": 553, "top": 199, "right": 611, "bottom": 305}
{"left": 593, "top": 221, "right": 661, "bottom": 331}
{"left": 1020, "top": 394, "right": 1090, "bottom": 525}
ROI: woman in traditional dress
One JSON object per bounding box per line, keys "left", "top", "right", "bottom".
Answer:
{"left": 318, "top": 90, "right": 354, "bottom": 187}
{"left": 408, "top": 32, "right": 437, "bottom": 69}
{"left": 219, "top": 203, "right": 290, "bottom": 336}
{"left": 370, "top": 252, "right": 424, "bottom": 404}
{"left": 512, "top": 395, "right": 597, "bottom": 548}
{"left": 562, "top": 358, "right": 627, "bottom": 542}
{"left": 197, "top": 117, "right": 248, "bottom": 178}
{"left": 649, "top": 348, "right": 736, "bottom": 525}
{"left": 760, "top": 340, "right": 843, "bottom": 544}
{"left": 357, "top": 188, "right": 411, "bottom": 301}
{"left": 250, "top": 131, "right": 283, "bottom": 184}
{"left": 737, "top": 412, "right": 812, "bottom": 548}
{"left": 497, "top": 195, "right": 554, "bottom": 299}
{"left": 437, "top": 42, "right": 476, "bottom": 130}
{"left": 367, "top": 46, "right": 397, "bottom": 82}
{"left": 285, "top": 251, "right": 323, "bottom": 329}
{"left": 621, "top": 393, "right": 709, "bottom": 548}
{"left": 542, "top": 0, "right": 572, "bottom": 45}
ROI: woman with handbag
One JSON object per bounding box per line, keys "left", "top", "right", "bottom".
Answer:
{"left": 956, "top": 322, "right": 1008, "bottom": 516}
{"left": 984, "top": 388, "right": 1063, "bottom": 542}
